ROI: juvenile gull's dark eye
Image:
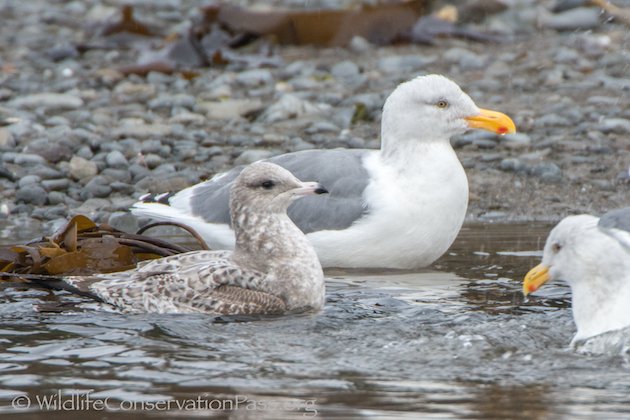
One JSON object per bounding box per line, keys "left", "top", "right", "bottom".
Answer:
{"left": 261, "top": 180, "right": 275, "bottom": 190}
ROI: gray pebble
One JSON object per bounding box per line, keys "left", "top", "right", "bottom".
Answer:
{"left": 69, "top": 156, "right": 98, "bottom": 180}
{"left": 503, "top": 133, "right": 531, "bottom": 149}
{"left": 101, "top": 168, "right": 132, "bottom": 183}
{"left": 590, "top": 179, "right": 615, "bottom": 191}
{"left": 15, "top": 153, "right": 48, "bottom": 165}
{"left": 31, "top": 205, "right": 68, "bottom": 221}
{"left": 105, "top": 150, "right": 129, "bottom": 169}
{"left": 81, "top": 176, "right": 112, "bottom": 199}
{"left": 443, "top": 48, "right": 485, "bottom": 70}
{"left": 0, "top": 128, "right": 16, "bottom": 149}
{"left": 349, "top": 36, "right": 372, "bottom": 53}
{"left": 76, "top": 145, "right": 94, "bottom": 159}
{"left": 377, "top": 55, "right": 436, "bottom": 74}
{"left": 25, "top": 138, "right": 73, "bottom": 163}
{"left": 140, "top": 139, "right": 164, "bottom": 154}
{"left": 599, "top": 118, "right": 630, "bottom": 134}
{"left": 197, "top": 99, "right": 264, "bottom": 120}
{"left": 541, "top": 7, "right": 600, "bottom": 31}
{"left": 16, "top": 185, "right": 48, "bottom": 205}
{"left": 529, "top": 162, "right": 563, "bottom": 183}
{"left": 479, "top": 211, "right": 508, "bottom": 220}
{"left": 306, "top": 121, "right": 340, "bottom": 134}
{"left": 112, "top": 124, "right": 172, "bottom": 140}
{"left": 236, "top": 69, "right": 274, "bottom": 87}
{"left": 234, "top": 150, "right": 275, "bottom": 165}
{"left": 9, "top": 92, "right": 83, "bottom": 110}
{"left": 18, "top": 175, "right": 41, "bottom": 188}
{"left": 47, "top": 191, "right": 68, "bottom": 205}
{"left": 500, "top": 158, "right": 527, "bottom": 172}
{"left": 474, "top": 139, "right": 497, "bottom": 149}
{"left": 142, "top": 154, "right": 164, "bottom": 169}
{"left": 41, "top": 179, "right": 70, "bottom": 191}
{"left": 108, "top": 211, "right": 139, "bottom": 233}
{"left": 148, "top": 94, "right": 196, "bottom": 110}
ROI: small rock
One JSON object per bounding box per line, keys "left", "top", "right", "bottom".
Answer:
{"left": 503, "top": 133, "right": 531, "bottom": 149}
{"left": 10, "top": 93, "right": 83, "bottom": 110}
{"left": 349, "top": 36, "right": 372, "bottom": 53}
{"left": 108, "top": 211, "right": 139, "bottom": 233}
{"left": 500, "top": 158, "right": 526, "bottom": 172}
{"left": 41, "top": 179, "right": 70, "bottom": 191}
{"left": 16, "top": 185, "right": 48, "bottom": 205}
{"left": 73, "top": 198, "right": 112, "bottom": 218}
{"left": 168, "top": 111, "right": 205, "bottom": 125}
{"left": 197, "top": 99, "right": 264, "bottom": 120}
{"left": 331, "top": 60, "right": 361, "bottom": 81}
{"left": 14, "top": 154, "right": 47, "bottom": 165}
{"left": 81, "top": 176, "right": 112, "bottom": 199}
{"left": 113, "top": 82, "right": 157, "bottom": 103}
{"left": 148, "top": 94, "right": 196, "bottom": 110}
{"left": 234, "top": 150, "right": 275, "bottom": 165}
{"left": 142, "top": 154, "right": 164, "bottom": 169}
{"left": 25, "top": 139, "right": 73, "bottom": 163}
{"left": 235, "top": 69, "right": 274, "bottom": 87}
{"left": 47, "top": 191, "right": 68, "bottom": 205}
{"left": 69, "top": 156, "right": 98, "bottom": 180}
{"left": 259, "top": 95, "right": 331, "bottom": 123}
{"left": 377, "top": 55, "right": 435, "bottom": 74}
{"left": 306, "top": 121, "right": 340, "bottom": 134}
{"left": 112, "top": 122, "right": 173, "bottom": 139}
{"left": 540, "top": 7, "right": 600, "bottom": 31}
{"left": 443, "top": 48, "right": 485, "bottom": 70}
{"left": 106, "top": 150, "right": 129, "bottom": 169}
{"left": 18, "top": 175, "right": 41, "bottom": 188}
{"left": 479, "top": 211, "right": 508, "bottom": 220}
{"left": 599, "top": 118, "right": 630, "bottom": 134}
{"left": 528, "top": 162, "right": 563, "bottom": 183}
{"left": 590, "top": 179, "right": 614, "bottom": 191}
{"left": 0, "top": 128, "right": 16, "bottom": 149}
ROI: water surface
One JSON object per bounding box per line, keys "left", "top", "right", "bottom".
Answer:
{"left": 0, "top": 222, "right": 628, "bottom": 419}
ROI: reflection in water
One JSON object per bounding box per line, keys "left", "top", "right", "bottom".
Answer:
{"left": 0, "top": 223, "right": 629, "bottom": 417}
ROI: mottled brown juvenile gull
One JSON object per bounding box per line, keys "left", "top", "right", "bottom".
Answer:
{"left": 27, "top": 162, "right": 328, "bottom": 315}
{"left": 523, "top": 207, "right": 630, "bottom": 344}
{"left": 132, "top": 74, "right": 516, "bottom": 269}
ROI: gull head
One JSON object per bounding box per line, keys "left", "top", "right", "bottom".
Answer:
{"left": 381, "top": 74, "right": 515, "bottom": 145}
{"left": 230, "top": 162, "right": 328, "bottom": 215}
{"left": 523, "top": 214, "right": 614, "bottom": 296}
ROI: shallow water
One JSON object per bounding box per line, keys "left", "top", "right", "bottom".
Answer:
{"left": 0, "top": 222, "right": 629, "bottom": 419}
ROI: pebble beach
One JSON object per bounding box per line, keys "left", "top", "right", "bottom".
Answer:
{"left": 0, "top": 0, "right": 628, "bottom": 238}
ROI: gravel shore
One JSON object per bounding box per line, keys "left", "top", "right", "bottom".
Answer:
{"left": 0, "top": 0, "right": 628, "bottom": 237}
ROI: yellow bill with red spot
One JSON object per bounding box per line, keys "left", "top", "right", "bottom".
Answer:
{"left": 465, "top": 108, "right": 516, "bottom": 135}
{"left": 523, "top": 263, "right": 551, "bottom": 296}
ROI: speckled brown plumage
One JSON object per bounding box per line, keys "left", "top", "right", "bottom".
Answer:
{"left": 61, "top": 162, "right": 327, "bottom": 315}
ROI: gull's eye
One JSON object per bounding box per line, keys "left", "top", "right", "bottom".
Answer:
{"left": 260, "top": 180, "right": 275, "bottom": 190}
{"left": 551, "top": 242, "right": 562, "bottom": 253}
{"left": 436, "top": 100, "right": 449, "bottom": 109}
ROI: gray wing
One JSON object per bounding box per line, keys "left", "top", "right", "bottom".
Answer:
{"left": 598, "top": 207, "right": 630, "bottom": 233}
{"left": 188, "top": 148, "right": 372, "bottom": 233}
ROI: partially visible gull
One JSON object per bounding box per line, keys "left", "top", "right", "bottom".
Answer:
{"left": 24, "top": 162, "right": 328, "bottom": 315}
{"left": 132, "top": 74, "right": 516, "bottom": 269}
{"left": 523, "top": 208, "right": 630, "bottom": 344}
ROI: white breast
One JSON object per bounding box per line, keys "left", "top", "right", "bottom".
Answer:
{"left": 307, "top": 144, "right": 468, "bottom": 269}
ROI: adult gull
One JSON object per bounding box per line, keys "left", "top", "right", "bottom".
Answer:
{"left": 132, "top": 74, "right": 516, "bottom": 269}
{"left": 20, "top": 162, "right": 328, "bottom": 315}
{"left": 523, "top": 208, "right": 630, "bottom": 344}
